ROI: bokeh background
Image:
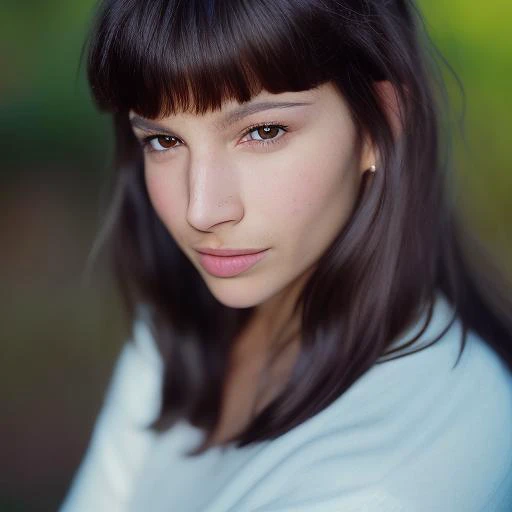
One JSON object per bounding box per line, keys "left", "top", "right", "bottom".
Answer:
{"left": 1, "top": 1, "right": 511, "bottom": 510}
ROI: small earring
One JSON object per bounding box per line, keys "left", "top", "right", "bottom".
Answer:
{"left": 368, "top": 164, "right": 377, "bottom": 173}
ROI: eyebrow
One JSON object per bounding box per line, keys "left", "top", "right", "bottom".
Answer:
{"left": 129, "top": 101, "right": 312, "bottom": 134}
{"left": 216, "top": 101, "right": 312, "bottom": 129}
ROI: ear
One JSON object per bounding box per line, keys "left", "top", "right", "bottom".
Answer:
{"left": 359, "top": 80, "right": 404, "bottom": 173}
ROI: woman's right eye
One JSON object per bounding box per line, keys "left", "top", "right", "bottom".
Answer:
{"left": 143, "top": 135, "right": 181, "bottom": 152}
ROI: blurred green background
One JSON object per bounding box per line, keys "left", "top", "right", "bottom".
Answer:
{"left": 1, "top": 1, "right": 510, "bottom": 510}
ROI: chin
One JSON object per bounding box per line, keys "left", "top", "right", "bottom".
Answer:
{"left": 202, "top": 276, "right": 281, "bottom": 310}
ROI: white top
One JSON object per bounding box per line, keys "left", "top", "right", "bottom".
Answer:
{"left": 60, "top": 294, "right": 512, "bottom": 511}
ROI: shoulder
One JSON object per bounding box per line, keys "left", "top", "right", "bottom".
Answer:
{"left": 59, "top": 317, "right": 163, "bottom": 512}
{"left": 372, "top": 326, "right": 512, "bottom": 511}
{"left": 226, "top": 296, "right": 512, "bottom": 511}
{"left": 103, "top": 316, "right": 163, "bottom": 426}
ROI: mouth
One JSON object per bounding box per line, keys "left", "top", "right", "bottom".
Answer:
{"left": 195, "top": 249, "right": 269, "bottom": 277}
{"left": 195, "top": 248, "right": 268, "bottom": 257}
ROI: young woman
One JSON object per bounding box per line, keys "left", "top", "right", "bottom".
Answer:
{"left": 61, "top": 0, "right": 512, "bottom": 510}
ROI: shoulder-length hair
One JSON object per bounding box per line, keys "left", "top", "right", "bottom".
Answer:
{"left": 85, "top": 0, "right": 512, "bottom": 455}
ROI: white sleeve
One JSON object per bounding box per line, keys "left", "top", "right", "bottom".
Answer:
{"left": 59, "top": 320, "right": 163, "bottom": 512}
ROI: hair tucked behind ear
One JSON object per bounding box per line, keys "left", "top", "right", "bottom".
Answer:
{"left": 85, "top": 0, "right": 512, "bottom": 455}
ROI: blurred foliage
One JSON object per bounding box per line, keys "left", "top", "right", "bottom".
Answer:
{"left": 0, "top": 1, "right": 510, "bottom": 511}
{"left": 420, "top": 0, "right": 512, "bottom": 262}
{"left": 1, "top": 0, "right": 111, "bottom": 174}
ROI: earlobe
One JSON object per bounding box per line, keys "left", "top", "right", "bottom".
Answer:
{"left": 360, "top": 135, "right": 378, "bottom": 176}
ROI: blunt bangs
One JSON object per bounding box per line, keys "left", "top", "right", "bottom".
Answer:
{"left": 87, "top": 0, "right": 348, "bottom": 118}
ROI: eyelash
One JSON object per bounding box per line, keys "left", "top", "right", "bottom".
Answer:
{"left": 139, "top": 122, "right": 290, "bottom": 154}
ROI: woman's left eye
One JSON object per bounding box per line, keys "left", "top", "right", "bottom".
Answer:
{"left": 243, "top": 124, "right": 288, "bottom": 144}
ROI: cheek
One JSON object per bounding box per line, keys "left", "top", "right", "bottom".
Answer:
{"left": 144, "top": 165, "right": 186, "bottom": 236}
{"left": 262, "top": 134, "right": 360, "bottom": 261}
{"left": 268, "top": 138, "right": 358, "bottom": 224}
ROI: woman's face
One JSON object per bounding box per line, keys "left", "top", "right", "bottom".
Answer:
{"left": 130, "top": 82, "right": 374, "bottom": 313}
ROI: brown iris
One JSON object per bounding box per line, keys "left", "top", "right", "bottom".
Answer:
{"left": 156, "top": 136, "right": 179, "bottom": 148}
{"left": 255, "top": 126, "right": 280, "bottom": 140}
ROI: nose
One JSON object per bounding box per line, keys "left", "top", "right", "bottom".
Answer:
{"left": 186, "top": 151, "right": 244, "bottom": 232}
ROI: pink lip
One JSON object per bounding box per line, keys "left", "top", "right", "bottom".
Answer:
{"left": 197, "top": 249, "right": 269, "bottom": 277}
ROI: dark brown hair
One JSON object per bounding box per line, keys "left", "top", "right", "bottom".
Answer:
{"left": 85, "top": 0, "right": 512, "bottom": 455}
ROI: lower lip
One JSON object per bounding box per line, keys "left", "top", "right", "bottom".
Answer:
{"left": 197, "top": 250, "right": 269, "bottom": 277}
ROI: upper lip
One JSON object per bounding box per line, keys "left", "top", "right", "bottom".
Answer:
{"left": 195, "top": 248, "right": 268, "bottom": 256}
